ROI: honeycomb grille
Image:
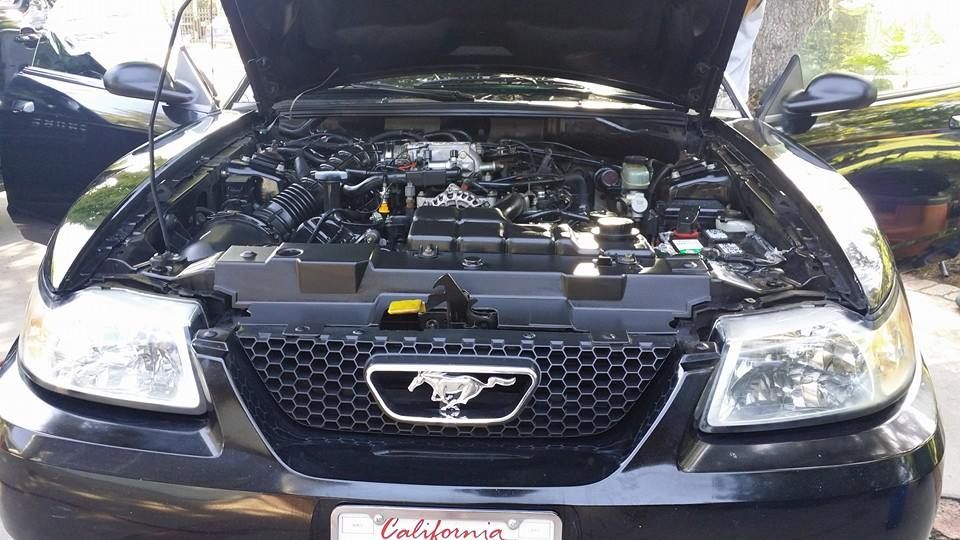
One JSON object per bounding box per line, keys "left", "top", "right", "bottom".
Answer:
{"left": 237, "top": 329, "right": 672, "bottom": 438}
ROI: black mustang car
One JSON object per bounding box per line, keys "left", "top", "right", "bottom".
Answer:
{"left": 0, "top": 1, "right": 942, "bottom": 538}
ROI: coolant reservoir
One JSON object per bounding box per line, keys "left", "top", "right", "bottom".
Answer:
{"left": 621, "top": 156, "right": 651, "bottom": 191}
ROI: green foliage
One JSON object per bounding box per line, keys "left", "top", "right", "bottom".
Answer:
{"left": 66, "top": 170, "right": 145, "bottom": 227}
{"left": 65, "top": 154, "right": 168, "bottom": 227}
{"left": 798, "top": 0, "right": 917, "bottom": 91}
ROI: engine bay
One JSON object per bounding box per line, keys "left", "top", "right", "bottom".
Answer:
{"left": 107, "top": 116, "right": 842, "bottom": 338}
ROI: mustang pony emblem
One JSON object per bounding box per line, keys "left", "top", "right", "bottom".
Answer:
{"left": 408, "top": 372, "right": 516, "bottom": 417}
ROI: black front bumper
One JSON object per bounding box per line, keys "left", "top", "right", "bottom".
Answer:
{"left": 0, "top": 344, "right": 944, "bottom": 540}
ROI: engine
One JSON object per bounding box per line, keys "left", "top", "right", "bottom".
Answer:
{"left": 168, "top": 124, "right": 822, "bottom": 312}
{"left": 181, "top": 131, "right": 657, "bottom": 261}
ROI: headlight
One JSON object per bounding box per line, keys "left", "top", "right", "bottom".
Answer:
{"left": 20, "top": 287, "right": 206, "bottom": 414}
{"left": 702, "top": 288, "right": 916, "bottom": 431}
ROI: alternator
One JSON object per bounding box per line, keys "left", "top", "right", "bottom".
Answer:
{"left": 419, "top": 184, "right": 492, "bottom": 208}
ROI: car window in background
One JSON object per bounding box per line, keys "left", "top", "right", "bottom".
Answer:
{"left": 30, "top": 0, "right": 245, "bottom": 100}
{"left": 798, "top": 0, "right": 960, "bottom": 95}
{"left": 32, "top": 30, "right": 106, "bottom": 78}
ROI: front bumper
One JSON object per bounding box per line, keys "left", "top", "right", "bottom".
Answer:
{"left": 0, "top": 344, "right": 944, "bottom": 540}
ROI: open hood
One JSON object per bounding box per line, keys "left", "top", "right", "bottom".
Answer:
{"left": 221, "top": 0, "right": 746, "bottom": 115}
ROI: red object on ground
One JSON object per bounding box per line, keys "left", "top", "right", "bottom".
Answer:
{"left": 866, "top": 194, "right": 950, "bottom": 258}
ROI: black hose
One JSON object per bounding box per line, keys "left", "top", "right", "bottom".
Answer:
{"left": 424, "top": 129, "right": 473, "bottom": 142}
{"left": 494, "top": 193, "right": 528, "bottom": 220}
{"left": 277, "top": 118, "right": 319, "bottom": 138}
{"left": 477, "top": 174, "right": 562, "bottom": 188}
{"left": 563, "top": 171, "right": 590, "bottom": 213}
{"left": 294, "top": 155, "right": 309, "bottom": 178}
{"left": 301, "top": 147, "right": 330, "bottom": 167}
{"left": 370, "top": 130, "right": 423, "bottom": 144}
{"left": 484, "top": 173, "right": 588, "bottom": 211}
{"left": 518, "top": 209, "right": 591, "bottom": 222}
{"left": 342, "top": 175, "right": 386, "bottom": 194}
{"left": 647, "top": 163, "right": 676, "bottom": 200}
{"left": 446, "top": 129, "right": 473, "bottom": 141}
{"left": 424, "top": 131, "right": 458, "bottom": 141}
{"left": 341, "top": 174, "right": 410, "bottom": 194}
{"left": 319, "top": 132, "right": 355, "bottom": 144}
{"left": 308, "top": 208, "right": 338, "bottom": 243}
{"left": 251, "top": 177, "right": 326, "bottom": 238}
{"left": 500, "top": 138, "right": 535, "bottom": 163}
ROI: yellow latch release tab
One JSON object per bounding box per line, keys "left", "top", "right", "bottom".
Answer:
{"left": 387, "top": 299, "right": 426, "bottom": 315}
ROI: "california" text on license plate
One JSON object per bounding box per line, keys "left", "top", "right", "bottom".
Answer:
{"left": 332, "top": 506, "right": 562, "bottom": 540}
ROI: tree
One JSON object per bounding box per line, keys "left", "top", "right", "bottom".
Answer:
{"left": 748, "top": 0, "right": 831, "bottom": 104}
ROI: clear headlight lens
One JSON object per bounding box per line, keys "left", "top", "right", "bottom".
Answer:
{"left": 703, "top": 289, "right": 915, "bottom": 431}
{"left": 20, "top": 287, "right": 206, "bottom": 413}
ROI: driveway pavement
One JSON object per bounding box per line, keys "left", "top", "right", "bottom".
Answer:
{"left": 0, "top": 193, "right": 957, "bottom": 538}
{"left": 906, "top": 275, "right": 960, "bottom": 501}
{"left": 0, "top": 193, "right": 51, "bottom": 540}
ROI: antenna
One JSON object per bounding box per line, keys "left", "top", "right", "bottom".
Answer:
{"left": 147, "top": 0, "right": 194, "bottom": 267}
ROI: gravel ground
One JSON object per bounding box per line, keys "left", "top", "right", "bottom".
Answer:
{"left": 935, "top": 499, "right": 960, "bottom": 539}
{"left": 911, "top": 255, "right": 960, "bottom": 290}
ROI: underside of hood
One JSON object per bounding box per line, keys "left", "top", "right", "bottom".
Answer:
{"left": 222, "top": 0, "right": 745, "bottom": 115}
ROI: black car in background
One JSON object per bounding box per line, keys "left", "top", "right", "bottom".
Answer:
{"left": 0, "top": 2, "right": 215, "bottom": 220}
{"left": 798, "top": 84, "right": 960, "bottom": 259}
{"left": 0, "top": 0, "right": 941, "bottom": 538}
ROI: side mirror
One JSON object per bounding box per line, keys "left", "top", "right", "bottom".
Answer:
{"left": 783, "top": 72, "right": 878, "bottom": 116}
{"left": 103, "top": 62, "right": 195, "bottom": 105}
{"left": 757, "top": 57, "right": 880, "bottom": 135}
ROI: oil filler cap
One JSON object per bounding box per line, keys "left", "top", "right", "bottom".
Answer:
{"left": 596, "top": 216, "right": 635, "bottom": 241}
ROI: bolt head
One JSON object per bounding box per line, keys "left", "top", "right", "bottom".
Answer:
{"left": 241, "top": 250, "right": 257, "bottom": 260}
{"left": 507, "top": 519, "right": 520, "bottom": 530}
{"left": 373, "top": 514, "right": 385, "bottom": 525}
{"left": 462, "top": 255, "right": 484, "bottom": 269}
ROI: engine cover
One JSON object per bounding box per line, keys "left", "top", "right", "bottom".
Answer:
{"left": 406, "top": 206, "right": 653, "bottom": 256}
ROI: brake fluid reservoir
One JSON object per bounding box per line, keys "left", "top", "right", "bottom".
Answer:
{"left": 716, "top": 216, "right": 756, "bottom": 235}
{"left": 621, "top": 156, "right": 651, "bottom": 191}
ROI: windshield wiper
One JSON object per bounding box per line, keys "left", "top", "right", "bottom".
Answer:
{"left": 415, "top": 76, "right": 685, "bottom": 110}
{"left": 328, "top": 82, "right": 475, "bottom": 102}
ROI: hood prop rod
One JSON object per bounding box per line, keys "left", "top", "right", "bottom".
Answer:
{"left": 148, "top": 0, "right": 193, "bottom": 271}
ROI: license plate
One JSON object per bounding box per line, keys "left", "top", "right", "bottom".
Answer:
{"left": 332, "top": 505, "right": 562, "bottom": 540}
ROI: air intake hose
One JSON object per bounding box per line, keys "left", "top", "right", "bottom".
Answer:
{"left": 181, "top": 175, "right": 339, "bottom": 262}
{"left": 251, "top": 179, "right": 324, "bottom": 238}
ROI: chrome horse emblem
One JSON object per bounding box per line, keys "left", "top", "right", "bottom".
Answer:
{"left": 408, "top": 372, "right": 517, "bottom": 418}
